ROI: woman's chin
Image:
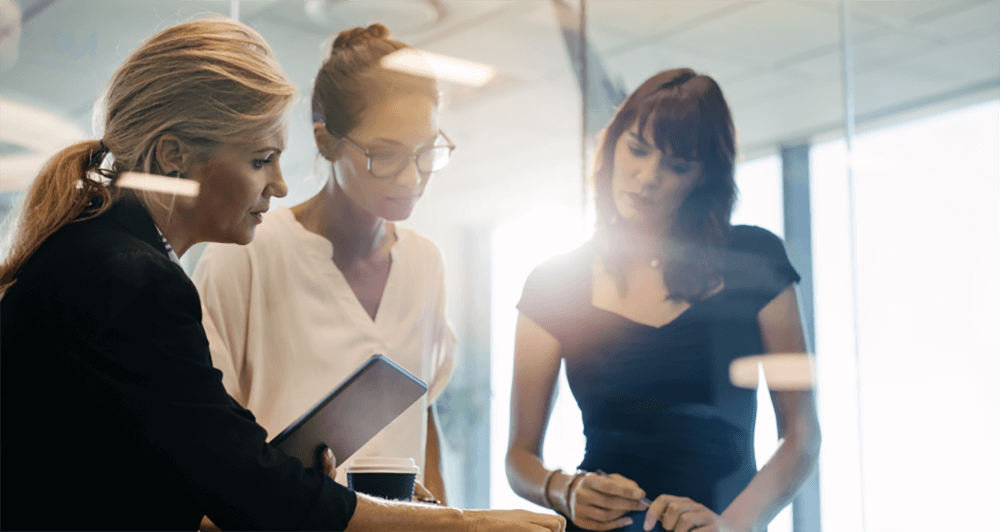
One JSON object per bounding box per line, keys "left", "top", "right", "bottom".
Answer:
{"left": 380, "top": 203, "right": 417, "bottom": 222}
{"left": 229, "top": 228, "right": 256, "bottom": 246}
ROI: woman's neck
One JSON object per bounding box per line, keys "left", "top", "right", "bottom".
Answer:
{"left": 141, "top": 196, "right": 196, "bottom": 258}
{"left": 292, "top": 179, "right": 391, "bottom": 264}
{"left": 617, "top": 221, "right": 668, "bottom": 267}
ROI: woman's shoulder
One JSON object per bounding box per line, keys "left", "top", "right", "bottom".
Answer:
{"left": 523, "top": 240, "right": 594, "bottom": 292}
{"left": 393, "top": 226, "right": 447, "bottom": 272}
{"left": 534, "top": 240, "right": 593, "bottom": 274}
{"left": 724, "top": 225, "right": 800, "bottom": 296}
{"left": 12, "top": 214, "right": 194, "bottom": 319}
{"left": 728, "top": 224, "right": 787, "bottom": 254}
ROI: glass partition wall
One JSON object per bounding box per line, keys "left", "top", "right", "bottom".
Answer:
{"left": 1, "top": 2, "right": 997, "bottom": 530}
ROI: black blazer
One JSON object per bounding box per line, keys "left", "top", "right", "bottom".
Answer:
{"left": 1, "top": 193, "right": 357, "bottom": 531}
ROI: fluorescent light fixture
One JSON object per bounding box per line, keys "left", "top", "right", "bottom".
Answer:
{"left": 381, "top": 49, "right": 497, "bottom": 88}
{"left": 0, "top": 97, "right": 87, "bottom": 153}
{"left": 0, "top": 153, "right": 48, "bottom": 192}
{"left": 0, "top": 97, "right": 89, "bottom": 191}
{"left": 116, "top": 172, "right": 200, "bottom": 197}
{"left": 729, "top": 353, "right": 816, "bottom": 391}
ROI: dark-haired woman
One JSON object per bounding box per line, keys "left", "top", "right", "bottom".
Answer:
{"left": 194, "top": 24, "right": 454, "bottom": 503}
{"left": 506, "top": 69, "right": 821, "bottom": 532}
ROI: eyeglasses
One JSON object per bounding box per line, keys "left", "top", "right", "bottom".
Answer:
{"left": 339, "top": 131, "right": 455, "bottom": 179}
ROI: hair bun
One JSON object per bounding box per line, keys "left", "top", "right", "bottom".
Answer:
{"left": 332, "top": 23, "right": 391, "bottom": 50}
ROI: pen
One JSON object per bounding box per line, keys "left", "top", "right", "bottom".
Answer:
{"left": 595, "top": 469, "right": 652, "bottom": 506}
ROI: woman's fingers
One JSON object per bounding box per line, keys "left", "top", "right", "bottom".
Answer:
{"left": 578, "top": 485, "right": 645, "bottom": 511}
{"left": 528, "top": 513, "right": 566, "bottom": 532}
{"left": 644, "top": 494, "right": 698, "bottom": 531}
{"left": 568, "top": 473, "right": 648, "bottom": 530}
{"left": 672, "top": 509, "right": 712, "bottom": 532}
{"left": 574, "top": 514, "right": 634, "bottom": 531}
{"left": 530, "top": 514, "right": 567, "bottom": 532}
{"left": 573, "top": 500, "right": 627, "bottom": 523}
{"left": 648, "top": 495, "right": 707, "bottom": 532}
{"left": 413, "top": 480, "right": 435, "bottom": 501}
{"left": 607, "top": 473, "right": 641, "bottom": 491}
{"left": 588, "top": 474, "right": 646, "bottom": 501}
{"left": 321, "top": 447, "right": 336, "bottom": 478}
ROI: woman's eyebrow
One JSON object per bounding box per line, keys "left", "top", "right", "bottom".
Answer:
{"left": 369, "top": 137, "right": 405, "bottom": 146}
{"left": 370, "top": 132, "right": 441, "bottom": 148}
{"left": 253, "top": 147, "right": 282, "bottom": 155}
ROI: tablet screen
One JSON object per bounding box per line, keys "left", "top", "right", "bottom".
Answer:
{"left": 269, "top": 354, "right": 427, "bottom": 470}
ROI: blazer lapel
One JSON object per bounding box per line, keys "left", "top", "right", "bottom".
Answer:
{"left": 106, "top": 190, "right": 172, "bottom": 260}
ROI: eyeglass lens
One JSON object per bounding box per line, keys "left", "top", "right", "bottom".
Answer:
{"left": 369, "top": 145, "right": 452, "bottom": 178}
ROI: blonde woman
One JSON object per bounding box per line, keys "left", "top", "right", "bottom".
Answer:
{"left": 194, "top": 24, "right": 455, "bottom": 502}
{"left": 0, "top": 18, "right": 564, "bottom": 532}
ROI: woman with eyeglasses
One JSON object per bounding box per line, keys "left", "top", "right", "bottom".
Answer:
{"left": 193, "top": 24, "right": 457, "bottom": 504}
{"left": 1, "top": 17, "right": 565, "bottom": 532}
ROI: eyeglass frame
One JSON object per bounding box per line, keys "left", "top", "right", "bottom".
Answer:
{"left": 337, "top": 131, "right": 455, "bottom": 179}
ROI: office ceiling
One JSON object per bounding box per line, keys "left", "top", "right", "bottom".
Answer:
{"left": 1, "top": 0, "right": 998, "bottom": 226}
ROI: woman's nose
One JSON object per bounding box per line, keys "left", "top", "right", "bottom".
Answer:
{"left": 267, "top": 167, "right": 289, "bottom": 198}
{"left": 633, "top": 158, "right": 660, "bottom": 189}
{"left": 395, "top": 159, "right": 422, "bottom": 188}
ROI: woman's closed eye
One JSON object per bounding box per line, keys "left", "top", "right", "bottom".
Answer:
{"left": 253, "top": 155, "right": 275, "bottom": 170}
{"left": 628, "top": 142, "right": 650, "bottom": 157}
{"left": 662, "top": 158, "right": 696, "bottom": 175}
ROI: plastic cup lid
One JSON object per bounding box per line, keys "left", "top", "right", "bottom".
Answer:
{"left": 345, "top": 457, "right": 420, "bottom": 474}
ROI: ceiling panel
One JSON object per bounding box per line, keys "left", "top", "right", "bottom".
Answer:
{"left": 586, "top": 0, "right": 746, "bottom": 42}
{"left": 668, "top": 1, "right": 844, "bottom": 66}
{"left": 603, "top": 38, "right": 750, "bottom": 91}
{"left": 850, "top": 32, "right": 941, "bottom": 72}
{"left": 851, "top": 0, "right": 973, "bottom": 25}
{"left": 910, "top": 0, "right": 1000, "bottom": 40}
{"left": 722, "top": 70, "right": 814, "bottom": 109}
{"left": 736, "top": 80, "right": 844, "bottom": 151}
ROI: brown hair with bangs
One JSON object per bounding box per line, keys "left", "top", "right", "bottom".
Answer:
{"left": 593, "top": 68, "right": 737, "bottom": 301}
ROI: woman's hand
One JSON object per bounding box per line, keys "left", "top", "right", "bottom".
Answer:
{"left": 322, "top": 447, "right": 337, "bottom": 478}
{"left": 465, "top": 509, "right": 566, "bottom": 532}
{"left": 413, "top": 480, "right": 440, "bottom": 504}
{"left": 643, "top": 495, "right": 739, "bottom": 532}
{"left": 568, "top": 472, "right": 649, "bottom": 531}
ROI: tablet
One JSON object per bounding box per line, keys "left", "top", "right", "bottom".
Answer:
{"left": 269, "top": 354, "right": 427, "bottom": 470}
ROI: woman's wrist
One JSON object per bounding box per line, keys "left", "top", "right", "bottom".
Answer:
{"left": 541, "top": 468, "right": 560, "bottom": 510}
{"left": 546, "top": 470, "right": 574, "bottom": 516}
{"left": 563, "top": 470, "right": 587, "bottom": 521}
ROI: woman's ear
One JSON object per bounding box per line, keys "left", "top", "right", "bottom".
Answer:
{"left": 154, "top": 134, "right": 191, "bottom": 176}
{"left": 313, "top": 122, "right": 340, "bottom": 161}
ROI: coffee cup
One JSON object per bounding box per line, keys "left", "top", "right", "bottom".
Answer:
{"left": 346, "top": 457, "right": 419, "bottom": 501}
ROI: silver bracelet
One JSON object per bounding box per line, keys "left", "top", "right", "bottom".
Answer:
{"left": 565, "top": 469, "right": 588, "bottom": 522}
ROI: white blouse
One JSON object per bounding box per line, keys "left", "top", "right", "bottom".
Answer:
{"left": 192, "top": 207, "right": 455, "bottom": 484}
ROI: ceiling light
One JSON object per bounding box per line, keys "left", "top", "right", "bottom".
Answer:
{"left": 729, "top": 353, "right": 816, "bottom": 391}
{"left": 116, "top": 172, "right": 200, "bottom": 197}
{"left": 381, "top": 49, "right": 497, "bottom": 88}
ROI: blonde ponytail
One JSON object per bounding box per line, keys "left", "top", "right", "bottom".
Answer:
{"left": 0, "top": 17, "right": 295, "bottom": 292}
{"left": 0, "top": 140, "right": 113, "bottom": 289}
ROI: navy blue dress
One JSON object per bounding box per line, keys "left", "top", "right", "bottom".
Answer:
{"left": 517, "top": 226, "right": 799, "bottom": 531}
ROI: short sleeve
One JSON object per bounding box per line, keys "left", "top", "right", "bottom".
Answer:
{"left": 725, "top": 225, "right": 801, "bottom": 308}
{"left": 516, "top": 243, "right": 591, "bottom": 344}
